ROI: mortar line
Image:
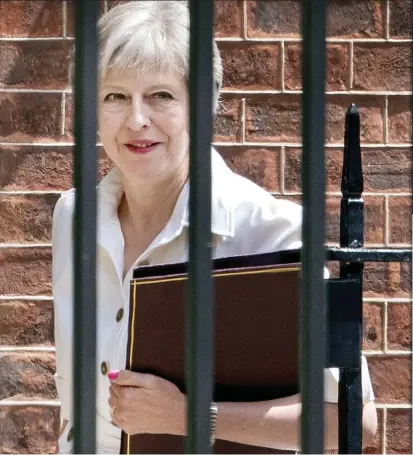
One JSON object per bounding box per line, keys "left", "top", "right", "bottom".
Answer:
{"left": 214, "top": 37, "right": 413, "bottom": 44}
{"left": 383, "top": 301, "right": 389, "bottom": 353}
{"left": 62, "top": 1, "right": 67, "bottom": 39}
{"left": 241, "top": 0, "right": 247, "bottom": 40}
{"left": 280, "top": 146, "right": 286, "bottom": 195}
{"left": 385, "top": 195, "right": 390, "bottom": 246}
{"left": 384, "top": 95, "right": 389, "bottom": 144}
{"left": 61, "top": 93, "right": 66, "bottom": 137}
{"left": 0, "top": 400, "right": 60, "bottom": 407}
{"left": 241, "top": 98, "right": 247, "bottom": 143}
{"left": 0, "top": 37, "right": 74, "bottom": 42}
{"left": 364, "top": 298, "right": 412, "bottom": 303}
{"left": 280, "top": 41, "right": 285, "bottom": 92}
{"left": 363, "top": 350, "right": 412, "bottom": 356}
{"left": 362, "top": 404, "right": 413, "bottom": 409}
{"left": 386, "top": 0, "right": 390, "bottom": 41}
{"left": 0, "top": 243, "right": 52, "bottom": 248}
{"left": 0, "top": 296, "right": 53, "bottom": 301}
{"left": 383, "top": 406, "right": 387, "bottom": 454}
{"left": 0, "top": 347, "right": 55, "bottom": 352}
{"left": 349, "top": 41, "right": 354, "bottom": 90}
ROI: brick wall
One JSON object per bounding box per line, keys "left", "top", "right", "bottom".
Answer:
{"left": 0, "top": 0, "right": 411, "bottom": 453}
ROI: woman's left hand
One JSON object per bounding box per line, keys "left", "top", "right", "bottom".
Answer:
{"left": 108, "top": 370, "right": 186, "bottom": 436}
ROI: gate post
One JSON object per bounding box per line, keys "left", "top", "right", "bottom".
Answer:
{"left": 338, "top": 104, "right": 364, "bottom": 454}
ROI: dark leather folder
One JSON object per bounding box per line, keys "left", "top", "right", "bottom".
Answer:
{"left": 121, "top": 249, "right": 301, "bottom": 454}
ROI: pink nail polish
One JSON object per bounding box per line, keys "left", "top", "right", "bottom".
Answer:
{"left": 108, "top": 370, "right": 119, "bottom": 380}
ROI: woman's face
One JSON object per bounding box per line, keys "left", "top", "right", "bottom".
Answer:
{"left": 98, "top": 68, "right": 189, "bottom": 184}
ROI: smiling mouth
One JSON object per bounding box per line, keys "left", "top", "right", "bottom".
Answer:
{"left": 124, "top": 142, "right": 160, "bottom": 154}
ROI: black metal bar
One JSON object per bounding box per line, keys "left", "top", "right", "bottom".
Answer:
{"left": 185, "top": 1, "right": 214, "bottom": 453}
{"left": 338, "top": 104, "right": 364, "bottom": 454}
{"left": 73, "top": 2, "right": 99, "bottom": 453}
{"left": 300, "top": 1, "right": 327, "bottom": 453}
{"left": 326, "top": 247, "right": 412, "bottom": 263}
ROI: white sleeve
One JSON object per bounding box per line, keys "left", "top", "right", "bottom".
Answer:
{"left": 52, "top": 195, "right": 74, "bottom": 453}
{"left": 324, "top": 356, "right": 375, "bottom": 403}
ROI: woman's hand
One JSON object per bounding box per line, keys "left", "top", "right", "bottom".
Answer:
{"left": 108, "top": 370, "right": 186, "bottom": 436}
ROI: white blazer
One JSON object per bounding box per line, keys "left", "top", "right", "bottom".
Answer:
{"left": 52, "top": 148, "right": 375, "bottom": 453}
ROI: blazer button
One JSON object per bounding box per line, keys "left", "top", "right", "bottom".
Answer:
{"left": 67, "top": 427, "right": 74, "bottom": 442}
{"left": 101, "top": 361, "right": 109, "bottom": 376}
{"left": 116, "top": 308, "right": 124, "bottom": 322}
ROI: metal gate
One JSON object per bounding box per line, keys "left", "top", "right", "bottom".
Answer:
{"left": 70, "top": 1, "right": 412, "bottom": 454}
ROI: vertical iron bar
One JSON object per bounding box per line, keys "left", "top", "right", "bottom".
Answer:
{"left": 73, "top": 2, "right": 99, "bottom": 453}
{"left": 300, "top": 1, "right": 327, "bottom": 453}
{"left": 185, "top": 0, "right": 214, "bottom": 453}
{"left": 339, "top": 104, "right": 364, "bottom": 454}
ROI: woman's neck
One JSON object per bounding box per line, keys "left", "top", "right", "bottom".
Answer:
{"left": 119, "top": 167, "right": 188, "bottom": 236}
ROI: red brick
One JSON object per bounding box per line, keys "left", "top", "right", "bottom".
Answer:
{"left": 0, "top": 352, "right": 56, "bottom": 400}
{"left": 386, "top": 408, "right": 412, "bottom": 453}
{"left": 245, "top": 94, "right": 301, "bottom": 143}
{"left": 0, "top": 194, "right": 58, "bottom": 243}
{"left": 368, "top": 355, "right": 411, "bottom": 403}
{"left": 0, "top": 248, "right": 52, "bottom": 297}
{"left": 284, "top": 44, "right": 350, "bottom": 91}
{"left": 388, "top": 196, "right": 412, "bottom": 245}
{"left": 325, "top": 96, "right": 384, "bottom": 144}
{"left": 0, "top": 406, "right": 59, "bottom": 454}
{"left": 213, "top": 97, "right": 242, "bottom": 142}
{"left": 388, "top": 96, "right": 412, "bottom": 144}
{"left": 219, "top": 43, "right": 280, "bottom": 90}
{"left": 326, "top": 0, "right": 385, "bottom": 38}
{"left": 325, "top": 196, "right": 385, "bottom": 245}
{"left": 353, "top": 43, "right": 412, "bottom": 91}
{"left": 216, "top": 146, "right": 281, "bottom": 193}
{"left": 0, "top": 1, "right": 63, "bottom": 38}
{"left": 362, "top": 149, "right": 411, "bottom": 193}
{"left": 0, "top": 41, "right": 72, "bottom": 89}
{"left": 247, "top": 0, "right": 300, "bottom": 38}
{"left": 389, "top": 0, "right": 412, "bottom": 38}
{"left": 364, "top": 262, "right": 411, "bottom": 298}
{"left": 284, "top": 147, "right": 411, "bottom": 195}
{"left": 387, "top": 303, "right": 412, "bottom": 351}
{"left": 247, "top": 0, "right": 385, "bottom": 38}
{"left": 0, "top": 145, "right": 113, "bottom": 191}
{"left": 323, "top": 148, "right": 411, "bottom": 193}
{"left": 363, "top": 408, "right": 383, "bottom": 454}
{"left": 214, "top": 0, "right": 242, "bottom": 38}
{"left": 363, "top": 303, "right": 384, "bottom": 351}
{"left": 0, "top": 93, "right": 62, "bottom": 142}
{"left": 0, "top": 300, "right": 54, "bottom": 347}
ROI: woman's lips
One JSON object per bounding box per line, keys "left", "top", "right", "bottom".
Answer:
{"left": 125, "top": 143, "right": 160, "bottom": 154}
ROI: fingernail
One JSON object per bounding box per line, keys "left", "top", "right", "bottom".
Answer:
{"left": 108, "top": 370, "right": 119, "bottom": 380}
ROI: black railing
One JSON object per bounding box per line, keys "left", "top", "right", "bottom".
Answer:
{"left": 300, "top": 2, "right": 327, "bottom": 452}
{"left": 72, "top": 2, "right": 99, "bottom": 453}
{"left": 185, "top": 0, "right": 214, "bottom": 453}
{"left": 71, "top": 1, "right": 412, "bottom": 454}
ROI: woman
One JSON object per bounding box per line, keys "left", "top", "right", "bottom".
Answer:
{"left": 52, "top": 1, "right": 377, "bottom": 453}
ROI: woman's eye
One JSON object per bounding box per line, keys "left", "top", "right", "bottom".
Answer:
{"left": 104, "top": 93, "right": 126, "bottom": 102}
{"left": 152, "top": 92, "right": 173, "bottom": 100}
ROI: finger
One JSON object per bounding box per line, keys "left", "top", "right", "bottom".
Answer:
{"left": 109, "top": 384, "right": 120, "bottom": 399}
{"left": 109, "top": 370, "right": 156, "bottom": 389}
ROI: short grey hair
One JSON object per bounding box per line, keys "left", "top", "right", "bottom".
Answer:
{"left": 98, "top": 0, "right": 223, "bottom": 113}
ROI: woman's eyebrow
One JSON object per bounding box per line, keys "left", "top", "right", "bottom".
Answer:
{"left": 100, "top": 84, "right": 127, "bottom": 90}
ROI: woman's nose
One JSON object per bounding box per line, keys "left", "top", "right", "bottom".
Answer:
{"left": 125, "top": 100, "right": 151, "bottom": 130}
